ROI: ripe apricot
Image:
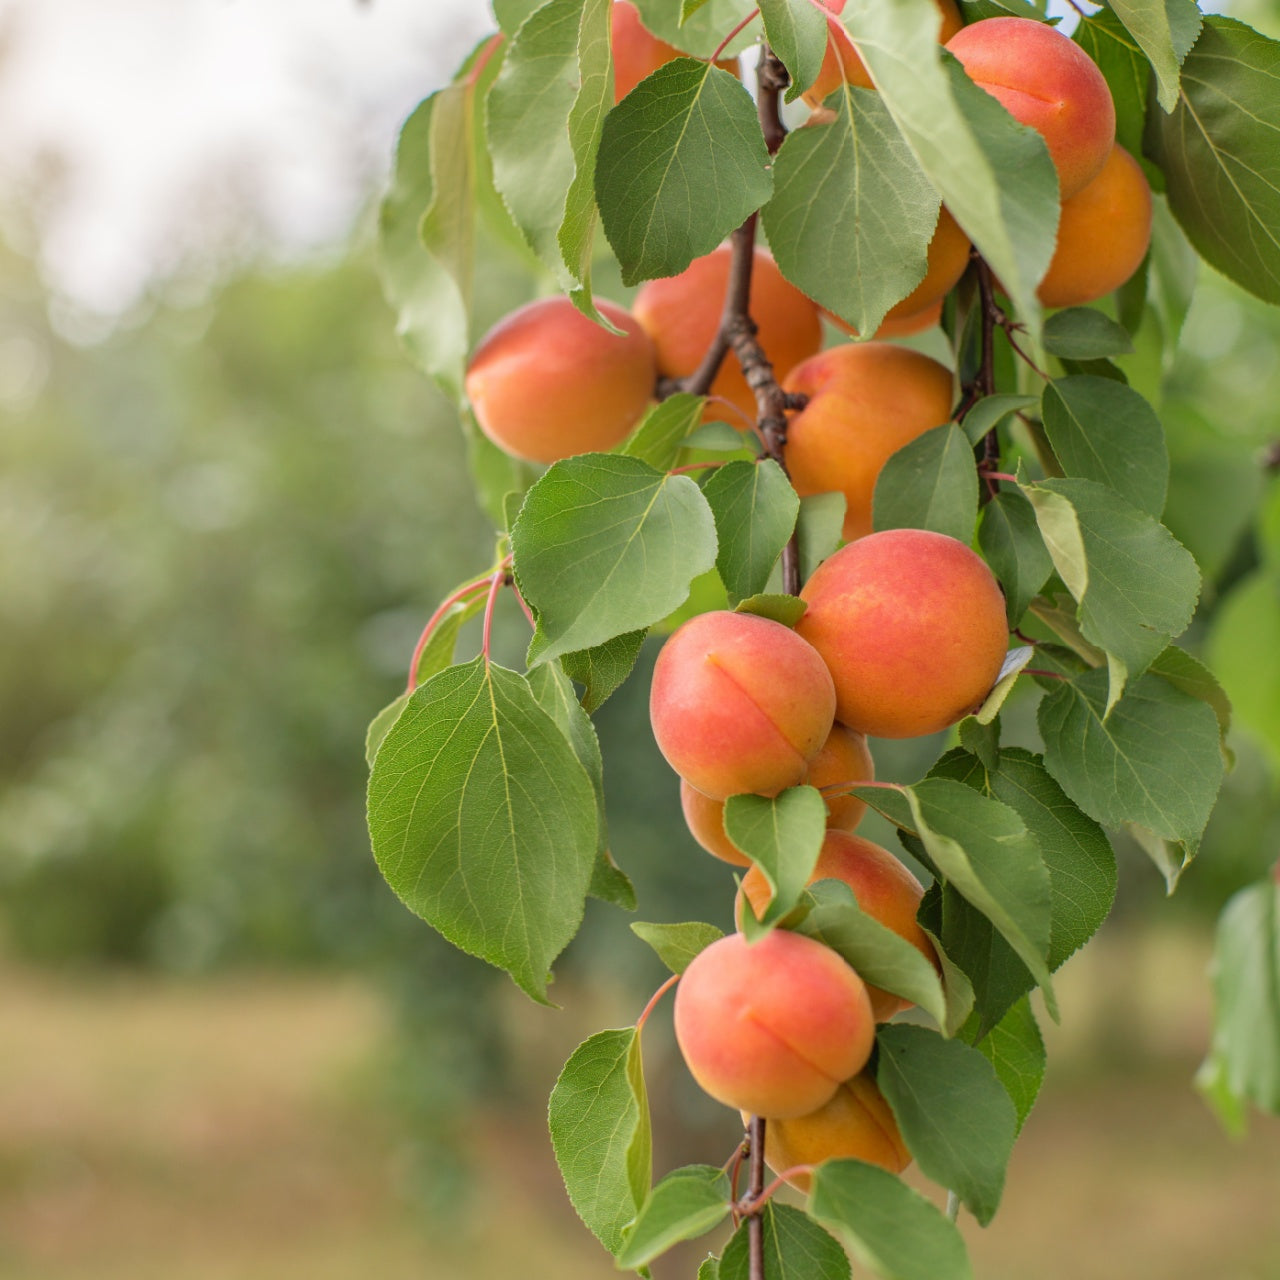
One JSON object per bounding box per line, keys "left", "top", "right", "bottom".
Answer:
{"left": 611, "top": 1, "right": 737, "bottom": 103}
{"left": 796, "top": 529, "right": 1009, "bottom": 738}
{"left": 464, "top": 297, "right": 655, "bottom": 464}
{"left": 782, "top": 343, "right": 955, "bottom": 542}
{"left": 740, "top": 830, "right": 936, "bottom": 1020}
{"left": 1038, "top": 145, "right": 1152, "bottom": 308}
{"left": 679, "top": 725, "right": 874, "bottom": 866}
{"left": 650, "top": 611, "right": 836, "bottom": 801}
{"left": 802, "top": 0, "right": 963, "bottom": 107}
{"left": 674, "top": 930, "right": 875, "bottom": 1118}
{"left": 633, "top": 247, "right": 823, "bottom": 425}
{"left": 945, "top": 17, "right": 1115, "bottom": 199}
{"left": 757, "top": 1071, "right": 910, "bottom": 1189}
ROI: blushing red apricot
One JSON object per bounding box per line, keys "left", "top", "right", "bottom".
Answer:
{"left": 464, "top": 297, "right": 655, "bottom": 464}
{"left": 611, "top": 1, "right": 737, "bottom": 102}
{"left": 674, "top": 930, "right": 875, "bottom": 1118}
{"left": 945, "top": 17, "right": 1115, "bottom": 199}
{"left": 740, "top": 830, "right": 936, "bottom": 1020}
{"left": 633, "top": 247, "right": 823, "bottom": 425}
{"left": 758, "top": 1071, "right": 910, "bottom": 1189}
{"left": 679, "top": 725, "right": 874, "bottom": 866}
{"left": 650, "top": 611, "right": 836, "bottom": 801}
{"left": 802, "top": 0, "right": 963, "bottom": 107}
{"left": 796, "top": 529, "right": 1010, "bottom": 738}
{"left": 1038, "top": 145, "right": 1152, "bottom": 308}
{"left": 782, "top": 343, "right": 955, "bottom": 542}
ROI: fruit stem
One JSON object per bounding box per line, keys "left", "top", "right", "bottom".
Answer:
{"left": 480, "top": 568, "right": 506, "bottom": 663}
{"left": 406, "top": 573, "right": 497, "bottom": 692}
{"left": 748, "top": 1114, "right": 767, "bottom": 1280}
{"left": 636, "top": 973, "right": 680, "bottom": 1034}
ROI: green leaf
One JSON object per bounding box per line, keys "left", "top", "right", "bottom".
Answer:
{"left": 512, "top": 455, "right": 718, "bottom": 665}
{"left": 703, "top": 459, "right": 800, "bottom": 605}
{"left": 1197, "top": 880, "right": 1280, "bottom": 1126}
{"left": 488, "top": 0, "right": 613, "bottom": 305}
{"left": 1148, "top": 644, "right": 1233, "bottom": 747}
{"left": 561, "top": 629, "right": 649, "bottom": 714}
{"left": 367, "top": 657, "right": 598, "bottom": 1002}
{"left": 698, "top": 1258, "right": 721, "bottom": 1280}
{"left": 616, "top": 1165, "right": 732, "bottom": 1271}
{"left": 1207, "top": 570, "right": 1280, "bottom": 773}
{"left": 967, "top": 996, "right": 1045, "bottom": 1133}
{"left": 561, "top": 0, "right": 613, "bottom": 320}
{"left": 1040, "top": 378, "right": 1168, "bottom": 518}
{"left": 549, "top": 1028, "right": 652, "bottom": 1256}
{"left": 1042, "top": 308, "right": 1136, "bottom": 360}
{"left": 972, "top": 646, "right": 1034, "bottom": 726}
{"left": 837, "top": 0, "right": 1059, "bottom": 335}
{"left": 1074, "top": 9, "right": 1151, "bottom": 165}
{"left": 631, "top": 920, "right": 724, "bottom": 974}
{"left": 417, "top": 587, "right": 492, "bottom": 687}
{"left": 725, "top": 787, "right": 828, "bottom": 938}
{"left": 1038, "top": 668, "right": 1225, "bottom": 888}
{"left": 959, "top": 393, "right": 1037, "bottom": 447}
{"left": 735, "top": 594, "right": 808, "bottom": 626}
{"left": 861, "top": 779, "right": 1056, "bottom": 1014}
{"left": 795, "top": 881, "right": 973, "bottom": 1036}
{"left": 872, "top": 424, "right": 978, "bottom": 546}
{"left": 807, "top": 1159, "right": 973, "bottom": 1280}
{"left": 494, "top": 0, "right": 544, "bottom": 34}
{"left": 378, "top": 94, "right": 469, "bottom": 400}
{"left": 365, "top": 692, "right": 411, "bottom": 769}
{"left": 634, "top": 0, "right": 758, "bottom": 57}
{"left": 978, "top": 490, "right": 1053, "bottom": 627}
{"left": 761, "top": 88, "right": 938, "bottom": 339}
{"left": 719, "top": 1203, "right": 851, "bottom": 1280}
{"left": 596, "top": 60, "right": 772, "bottom": 286}
{"left": 622, "top": 393, "right": 708, "bottom": 472}
{"left": 877, "top": 1024, "right": 1017, "bottom": 1226}
{"left": 796, "top": 493, "right": 847, "bottom": 584}
{"left": 526, "top": 661, "right": 633, "bottom": 910}
{"left": 1146, "top": 16, "right": 1280, "bottom": 304}
{"left": 1022, "top": 475, "right": 1199, "bottom": 712}
{"left": 1108, "top": 0, "right": 1199, "bottom": 111}
{"left": 682, "top": 420, "right": 755, "bottom": 453}
{"left": 760, "top": 0, "right": 830, "bottom": 102}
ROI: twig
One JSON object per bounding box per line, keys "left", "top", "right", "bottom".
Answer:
{"left": 747, "top": 1114, "right": 767, "bottom": 1279}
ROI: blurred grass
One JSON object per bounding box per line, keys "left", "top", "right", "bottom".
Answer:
{"left": 1, "top": 923, "right": 1277, "bottom": 1280}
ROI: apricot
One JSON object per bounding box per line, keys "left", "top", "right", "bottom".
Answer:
{"left": 802, "top": 0, "right": 963, "bottom": 107}
{"left": 633, "top": 247, "right": 823, "bottom": 425}
{"left": 782, "top": 343, "right": 955, "bottom": 542}
{"left": 796, "top": 529, "right": 1009, "bottom": 738}
{"left": 464, "top": 297, "right": 655, "bottom": 464}
{"left": 650, "top": 611, "right": 836, "bottom": 801}
{"left": 679, "top": 725, "right": 874, "bottom": 866}
{"left": 611, "top": 1, "right": 737, "bottom": 103}
{"left": 757, "top": 1071, "right": 910, "bottom": 1190}
{"left": 945, "top": 17, "right": 1115, "bottom": 199}
{"left": 1038, "top": 145, "right": 1152, "bottom": 308}
{"left": 740, "top": 830, "right": 936, "bottom": 1020}
{"left": 674, "top": 929, "right": 875, "bottom": 1118}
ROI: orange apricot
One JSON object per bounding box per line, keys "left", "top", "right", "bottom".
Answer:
{"left": 740, "top": 830, "right": 936, "bottom": 1020}
{"left": 782, "top": 343, "right": 955, "bottom": 542}
{"left": 1038, "top": 145, "right": 1152, "bottom": 308}
{"left": 802, "top": 0, "right": 963, "bottom": 107}
{"left": 633, "top": 247, "right": 823, "bottom": 425}
{"left": 464, "top": 297, "right": 655, "bottom": 464}
{"left": 650, "top": 611, "right": 836, "bottom": 801}
{"left": 679, "top": 725, "right": 874, "bottom": 866}
{"left": 796, "top": 529, "right": 1009, "bottom": 738}
{"left": 674, "top": 930, "right": 875, "bottom": 1118}
{"left": 758, "top": 1071, "right": 910, "bottom": 1189}
{"left": 945, "top": 17, "right": 1115, "bottom": 199}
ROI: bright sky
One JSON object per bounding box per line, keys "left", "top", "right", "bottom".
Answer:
{"left": 0, "top": 0, "right": 492, "bottom": 314}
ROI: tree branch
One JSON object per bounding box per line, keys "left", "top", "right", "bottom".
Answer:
{"left": 747, "top": 1113, "right": 767, "bottom": 1280}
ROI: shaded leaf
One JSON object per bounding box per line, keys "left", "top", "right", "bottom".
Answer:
{"left": 719, "top": 1203, "right": 851, "bottom": 1280}
{"left": 616, "top": 1165, "right": 732, "bottom": 1271}
{"left": 978, "top": 489, "right": 1053, "bottom": 627}
{"left": 703, "top": 459, "right": 800, "bottom": 605}
{"left": 561, "top": 629, "right": 649, "bottom": 714}
{"left": 631, "top": 920, "right": 724, "bottom": 974}
{"left": 872, "top": 424, "right": 979, "bottom": 546}
{"left": 1042, "top": 308, "right": 1135, "bottom": 360}
{"left": 622, "top": 393, "right": 708, "bottom": 472}
{"left": 966, "top": 996, "right": 1045, "bottom": 1133}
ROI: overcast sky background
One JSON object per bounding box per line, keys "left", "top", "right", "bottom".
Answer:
{"left": 0, "top": 0, "right": 492, "bottom": 317}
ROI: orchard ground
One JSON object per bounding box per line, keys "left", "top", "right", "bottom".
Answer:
{"left": 1, "top": 928, "right": 1277, "bottom": 1280}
